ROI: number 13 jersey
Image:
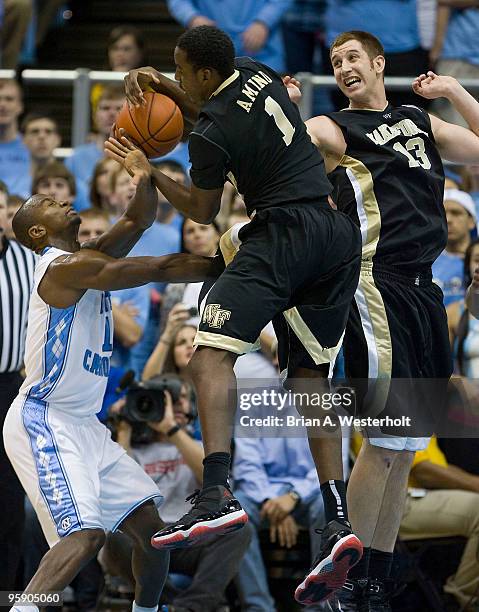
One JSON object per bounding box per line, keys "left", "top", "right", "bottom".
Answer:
{"left": 188, "top": 56, "right": 332, "bottom": 216}
{"left": 327, "top": 104, "right": 446, "bottom": 273}
{"left": 19, "top": 247, "right": 114, "bottom": 416}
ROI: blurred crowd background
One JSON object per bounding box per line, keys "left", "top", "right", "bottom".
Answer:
{"left": 2, "top": 1, "right": 479, "bottom": 611}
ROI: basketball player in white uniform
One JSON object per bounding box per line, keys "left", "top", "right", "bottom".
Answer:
{"left": 3, "top": 141, "right": 222, "bottom": 612}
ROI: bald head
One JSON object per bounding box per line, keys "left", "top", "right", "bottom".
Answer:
{"left": 12, "top": 194, "right": 50, "bottom": 250}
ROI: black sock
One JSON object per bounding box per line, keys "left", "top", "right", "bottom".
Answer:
{"left": 202, "top": 452, "right": 231, "bottom": 489}
{"left": 368, "top": 549, "right": 393, "bottom": 580}
{"left": 348, "top": 546, "right": 371, "bottom": 580}
{"left": 320, "top": 479, "right": 348, "bottom": 524}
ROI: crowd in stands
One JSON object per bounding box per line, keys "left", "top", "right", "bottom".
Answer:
{"left": 1, "top": 1, "right": 479, "bottom": 611}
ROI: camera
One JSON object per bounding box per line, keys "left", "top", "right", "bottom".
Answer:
{"left": 119, "top": 372, "right": 185, "bottom": 423}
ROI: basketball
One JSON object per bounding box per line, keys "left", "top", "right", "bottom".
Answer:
{"left": 115, "top": 92, "right": 183, "bottom": 158}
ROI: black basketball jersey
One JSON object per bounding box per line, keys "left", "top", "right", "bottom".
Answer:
{"left": 327, "top": 104, "right": 446, "bottom": 272}
{"left": 188, "top": 57, "right": 331, "bottom": 216}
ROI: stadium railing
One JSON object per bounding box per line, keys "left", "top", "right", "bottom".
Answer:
{"left": 16, "top": 69, "right": 479, "bottom": 154}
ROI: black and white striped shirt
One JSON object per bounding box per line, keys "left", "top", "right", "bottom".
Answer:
{"left": 0, "top": 238, "right": 36, "bottom": 373}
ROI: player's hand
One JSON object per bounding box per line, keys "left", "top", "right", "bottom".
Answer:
{"left": 283, "top": 75, "right": 302, "bottom": 105}
{"left": 270, "top": 515, "right": 299, "bottom": 548}
{"left": 412, "top": 71, "right": 457, "bottom": 100}
{"left": 114, "top": 301, "right": 140, "bottom": 319}
{"left": 161, "top": 303, "right": 192, "bottom": 344}
{"left": 124, "top": 66, "right": 162, "bottom": 107}
{"left": 261, "top": 493, "right": 297, "bottom": 523}
{"left": 104, "top": 130, "right": 151, "bottom": 185}
{"left": 148, "top": 391, "right": 177, "bottom": 434}
{"left": 242, "top": 22, "right": 269, "bottom": 53}
{"left": 189, "top": 15, "right": 216, "bottom": 27}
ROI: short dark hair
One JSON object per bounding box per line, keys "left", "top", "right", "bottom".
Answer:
{"left": 108, "top": 25, "right": 146, "bottom": 65}
{"left": 79, "top": 207, "right": 111, "bottom": 223}
{"left": 12, "top": 194, "right": 47, "bottom": 250}
{"left": 32, "top": 161, "right": 76, "bottom": 197}
{"left": 20, "top": 112, "right": 59, "bottom": 135}
{"left": 0, "top": 180, "right": 9, "bottom": 198}
{"left": 176, "top": 26, "right": 235, "bottom": 80}
{"left": 330, "top": 31, "right": 385, "bottom": 61}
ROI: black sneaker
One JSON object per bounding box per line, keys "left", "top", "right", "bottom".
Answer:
{"left": 295, "top": 520, "right": 363, "bottom": 605}
{"left": 151, "top": 486, "right": 248, "bottom": 549}
{"left": 336, "top": 579, "right": 367, "bottom": 611}
{"left": 358, "top": 579, "right": 392, "bottom": 612}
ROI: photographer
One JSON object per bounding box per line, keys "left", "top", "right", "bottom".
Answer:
{"left": 143, "top": 307, "right": 197, "bottom": 381}
{"left": 103, "top": 375, "right": 251, "bottom": 612}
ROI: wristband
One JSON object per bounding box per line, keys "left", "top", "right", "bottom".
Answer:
{"left": 167, "top": 425, "right": 180, "bottom": 437}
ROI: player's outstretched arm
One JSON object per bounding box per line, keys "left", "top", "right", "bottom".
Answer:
{"left": 413, "top": 71, "right": 479, "bottom": 163}
{"left": 105, "top": 133, "right": 223, "bottom": 224}
{"left": 466, "top": 267, "right": 479, "bottom": 320}
{"left": 124, "top": 66, "right": 199, "bottom": 125}
{"left": 39, "top": 250, "right": 224, "bottom": 308}
{"left": 85, "top": 137, "right": 158, "bottom": 258}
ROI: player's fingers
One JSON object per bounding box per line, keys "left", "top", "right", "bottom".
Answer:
{"left": 104, "top": 140, "right": 126, "bottom": 157}
{"left": 125, "top": 74, "right": 146, "bottom": 107}
{"left": 118, "top": 129, "right": 136, "bottom": 149}
{"left": 104, "top": 150, "right": 125, "bottom": 165}
{"left": 269, "top": 524, "right": 276, "bottom": 543}
{"left": 106, "top": 138, "right": 129, "bottom": 156}
{"left": 427, "top": 70, "right": 437, "bottom": 78}
{"left": 278, "top": 525, "right": 285, "bottom": 547}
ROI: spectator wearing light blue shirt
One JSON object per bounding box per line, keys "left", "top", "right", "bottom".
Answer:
{"left": 66, "top": 85, "right": 125, "bottom": 198}
{"left": 0, "top": 79, "right": 31, "bottom": 199}
{"left": 22, "top": 112, "right": 90, "bottom": 210}
{"left": 433, "top": 189, "right": 477, "bottom": 306}
{"left": 233, "top": 407, "right": 350, "bottom": 611}
{"left": 167, "top": 0, "right": 293, "bottom": 72}
{"left": 432, "top": 3, "right": 479, "bottom": 126}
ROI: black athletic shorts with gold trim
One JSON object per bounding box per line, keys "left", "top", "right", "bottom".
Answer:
{"left": 195, "top": 202, "right": 361, "bottom": 379}
{"left": 343, "top": 262, "right": 453, "bottom": 448}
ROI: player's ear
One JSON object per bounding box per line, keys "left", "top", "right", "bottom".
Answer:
{"left": 373, "top": 55, "right": 385, "bottom": 78}
{"left": 199, "top": 67, "right": 212, "bottom": 83}
{"left": 28, "top": 224, "right": 46, "bottom": 241}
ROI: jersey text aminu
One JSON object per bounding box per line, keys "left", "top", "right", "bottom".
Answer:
{"left": 188, "top": 57, "right": 331, "bottom": 216}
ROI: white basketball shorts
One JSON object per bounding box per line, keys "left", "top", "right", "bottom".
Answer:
{"left": 3, "top": 395, "right": 162, "bottom": 547}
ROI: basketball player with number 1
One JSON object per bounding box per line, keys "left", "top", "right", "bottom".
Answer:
{"left": 113, "top": 25, "right": 364, "bottom": 605}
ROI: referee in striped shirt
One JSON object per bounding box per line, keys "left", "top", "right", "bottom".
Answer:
{"left": 0, "top": 180, "right": 36, "bottom": 592}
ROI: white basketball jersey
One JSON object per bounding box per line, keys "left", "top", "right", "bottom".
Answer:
{"left": 20, "top": 247, "right": 114, "bottom": 416}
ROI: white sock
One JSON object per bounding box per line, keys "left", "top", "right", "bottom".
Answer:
{"left": 11, "top": 606, "right": 39, "bottom": 612}
{"left": 132, "top": 602, "right": 158, "bottom": 612}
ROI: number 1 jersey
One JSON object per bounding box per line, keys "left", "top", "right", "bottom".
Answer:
{"left": 327, "top": 104, "right": 446, "bottom": 273}
{"left": 188, "top": 57, "right": 331, "bottom": 217}
{"left": 19, "top": 247, "right": 114, "bottom": 416}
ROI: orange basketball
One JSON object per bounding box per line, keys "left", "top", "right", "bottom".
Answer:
{"left": 115, "top": 92, "right": 184, "bottom": 158}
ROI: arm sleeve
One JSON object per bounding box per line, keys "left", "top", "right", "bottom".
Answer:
{"left": 233, "top": 437, "right": 275, "bottom": 503}
{"left": 166, "top": 0, "right": 200, "bottom": 27}
{"left": 255, "top": 0, "right": 294, "bottom": 29}
{"left": 188, "top": 127, "right": 229, "bottom": 190}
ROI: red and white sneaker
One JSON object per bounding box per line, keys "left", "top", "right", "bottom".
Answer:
{"left": 295, "top": 520, "right": 363, "bottom": 605}
{"left": 151, "top": 485, "right": 248, "bottom": 550}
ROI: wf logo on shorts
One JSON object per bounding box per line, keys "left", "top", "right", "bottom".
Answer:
{"left": 202, "top": 304, "right": 231, "bottom": 329}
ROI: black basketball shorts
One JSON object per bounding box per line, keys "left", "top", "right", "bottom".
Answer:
{"left": 343, "top": 262, "right": 453, "bottom": 449}
{"left": 195, "top": 202, "right": 361, "bottom": 379}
